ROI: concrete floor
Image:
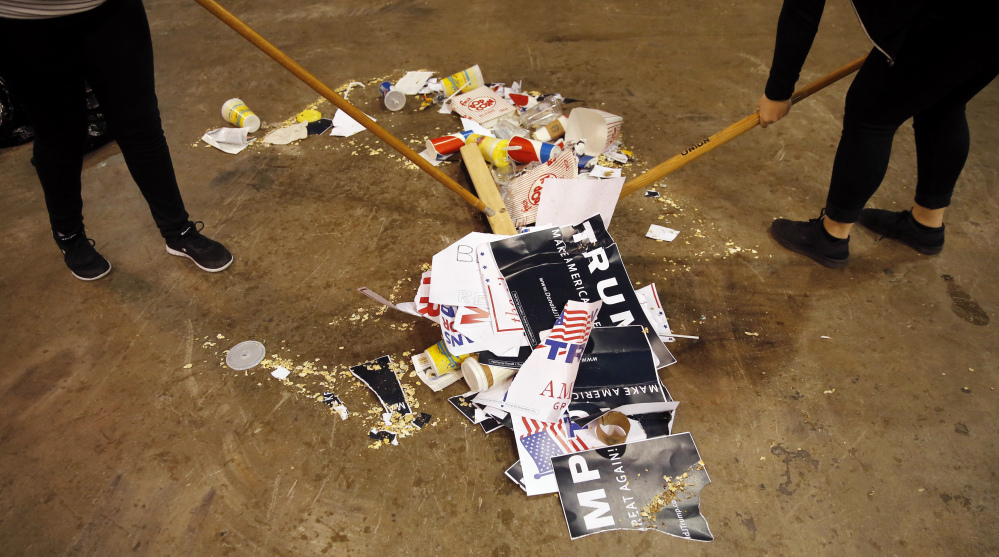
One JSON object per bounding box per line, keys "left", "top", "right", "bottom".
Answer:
{"left": 1, "top": 0, "right": 997, "bottom": 554}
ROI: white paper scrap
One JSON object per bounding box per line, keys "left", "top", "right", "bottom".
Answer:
{"left": 262, "top": 122, "right": 308, "bottom": 145}
{"left": 271, "top": 366, "right": 291, "bottom": 380}
{"left": 201, "top": 127, "right": 251, "bottom": 154}
{"left": 647, "top": 224, "right": 680, "bottom": 242}
{"left": 603, "top": 150, "right": 630, "bottom": 164}
{"left": 535, "top": 177, "right": 624, "bottom": 230}
{"left": 329, "top": 109, "right": 375, "bottom": 137}
{"left": 461, "top": 117, "right": 495, "bottom": 137}
{"left": 418, "top": 147, "right": 451, "bottom": 167}
{"left": 394, "top": 71, "right": 434, "bottom": 95}
{"left": 589, "top": 164, "right": 622, "bottom": 179}
{"left": 429, "top": 232, "right": 507, "bottom": 307}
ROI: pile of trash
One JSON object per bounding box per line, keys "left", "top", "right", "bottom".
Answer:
{"left": 210, "top": 64, "right": 712, "bottom": 541}
{"left": 360, "top": 214, "right": 712, "bottom": 542}
{"left": 199, "top": 64, "right": 638, "bottom": 228}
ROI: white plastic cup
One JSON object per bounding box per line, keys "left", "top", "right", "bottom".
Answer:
{"left": 519, "top": 97, "right": 563, "bottom": 130}
{"left": 379, "top": 81, "right": 406, "bottom": 112}
{"left": 565, "top": 108, "right": 623, "bottom": 156}
{"left": 461, "top": 356, "right": 516, "bottom": 392}
{"left": 221, "top": 98, "right": 260, "bottom": 132}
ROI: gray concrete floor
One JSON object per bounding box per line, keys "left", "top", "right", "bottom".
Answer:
{"left": 1, "top": 0, "right": 997, "bottom": 555}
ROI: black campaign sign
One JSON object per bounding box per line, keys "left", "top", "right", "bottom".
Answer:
{"left": 553, "top": 433, "right": 712, "bottom": 541}
{"left": 489, "top": 215, "right": 675, "bottom": 368}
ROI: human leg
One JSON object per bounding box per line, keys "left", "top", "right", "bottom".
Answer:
{"left": 0, "top": 16, "right": 113, "bottom": 279}
{"left": 774, "top": 5, "right": 997, "bottom": 265}
{"left": 80, "top": 0, "right": 231, "bottom": 271}
{"left": 81, "top": 0, "right": 191, "bottom": 238}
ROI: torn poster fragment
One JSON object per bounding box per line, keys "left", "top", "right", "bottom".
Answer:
{"left": 568, "top": 326, "right": 678, "bottom": 427}
{"left": 349, "top": 355, "right": 411, "bottom": 415}
{"left": 553, "top": 432, "right": 712, "bottom": 541}
{"left": 502, "top": 300, "right": 601, "bottom": 422}
{"left": 321, "top": 392, "right": 349, "bottom": 420}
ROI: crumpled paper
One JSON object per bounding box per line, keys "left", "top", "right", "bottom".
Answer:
{"left": 201, "top": 127, "right": 251, "bottom": 154}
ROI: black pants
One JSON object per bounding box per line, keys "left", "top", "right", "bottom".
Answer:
{"left": 825, "top": 8, "right": 999, "bottom": 223}
{"left": 0, "top": 0, "right": 189, "bottom": 238}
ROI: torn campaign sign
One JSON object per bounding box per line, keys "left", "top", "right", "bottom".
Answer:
{"left": 489, "top": 215, "right": 676, "bottom": 369}
{"left": 553, "top": 432, "right": 712, "bottom": 541}
{"left": 501, "top": 300, "right": 601, "bottom": 422}
{"left": 568, "top": 326, "right": 678, "bottom": 427}
{"left": 349, "top": 355, "right": 411, "bottom": 415}
{"left": 513, "top": 415, "right": 590, "bottom": 496}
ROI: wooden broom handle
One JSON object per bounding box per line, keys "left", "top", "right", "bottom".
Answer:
{"left": 619, "top": 54, "right": 868, "bottom": 199}
{"left": 194, "top": 0, "right": 495, "bottom": 216}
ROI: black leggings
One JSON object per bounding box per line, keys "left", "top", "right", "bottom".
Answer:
{"left": 825, "top": 8, "right": 999, "bottom": 223}
{"left": 0, "top": 0, "right": 189, "bottom": 237}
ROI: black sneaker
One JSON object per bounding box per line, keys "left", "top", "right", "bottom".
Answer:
{"left": 54, "top": 229, "right": 112, "bottom": 280}
{"left": 858, "top": 208, "right": 944, "bottom": 255}
{"left": 165, "top": 221, "right": 233, "bottom": 272}
{"left": 770, "top": 211, "right": 849, "bottom": 269}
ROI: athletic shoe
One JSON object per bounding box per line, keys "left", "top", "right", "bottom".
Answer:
{"left": 54, "top": 229, "right": 112, "bottom": 280}
{"left": 858, "top": 208, "right": 944, "bottom": 255}
{"left": 165, "top": 221, "right": 233, "bottom": 272}
{"left": 770, "top": 211, "right": 849, "bottom": 269}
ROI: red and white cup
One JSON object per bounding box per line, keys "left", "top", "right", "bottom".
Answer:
{"left": 426, "top": 130, "right": 474, "bottom": 157}
{"left": 507, "top": 136, "right": 562, "bottom": 164}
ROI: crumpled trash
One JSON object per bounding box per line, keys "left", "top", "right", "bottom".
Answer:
{"left": 329, "top": 109, "right": 374, "bottom": 137}
{"left": 262, "top": 121, "right": 308, "bottom": 145}
{"left": 201, "top": 127, "right": 252, "bottom": 154}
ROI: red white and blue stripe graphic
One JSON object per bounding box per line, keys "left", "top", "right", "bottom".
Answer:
{"left": 545, "top": 308, "right": 595, "bottom": 344}
{"left": 520, "top": 416, "right": 589, "bottom": 453}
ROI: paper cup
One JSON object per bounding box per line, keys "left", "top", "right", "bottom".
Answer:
{"left": 442, "top": 64, "right": 484, "bottom": 97}
{"left": 508, "top": 136, "right": 561, "bottom": 164}
{"left": 590, "top": 411, "right": 631, "bottom": 445}
{"left": 426, "top": 130, "right": 473, "bottom": 157}
{"left": 221, "top": 98, "right": 260, "bottom": 132}
{"left": 424, "top": 340, "right": 468, "bottom": 377}
{"left": 461, "top": 356, "right": 517, "bottom": 392}
{"left": 533, "top": 115, "right": 568, "bottom": 142}
{"left": 565, "top": 108, "right": 623, "bottom": 156}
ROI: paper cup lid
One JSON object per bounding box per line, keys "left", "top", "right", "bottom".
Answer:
{"left": 226, "top": 340, "right": 266, "bottom": 370}
{"left": 461, "top": 358, "right": 488, "bottom": 392}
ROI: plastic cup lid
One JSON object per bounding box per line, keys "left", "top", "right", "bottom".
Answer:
{"left": 461, "top": 358, "right": 488, "bottom": 392}
{"left": 226, "top": 340, "right": 266, "bottom": 370}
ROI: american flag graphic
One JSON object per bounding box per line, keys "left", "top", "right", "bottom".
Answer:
{"left": 546, "top": 308, "right": 596, "bottom": 344}
{"left": 520, "top": 416, "right": 589, "bottom": 478}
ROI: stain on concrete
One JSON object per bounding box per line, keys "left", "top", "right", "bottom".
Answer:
{"left": 942, "top": 275, "right": 989, "bottom": 326}
{"left": 771, "top": 444, "right": 819, "bottom": 496}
